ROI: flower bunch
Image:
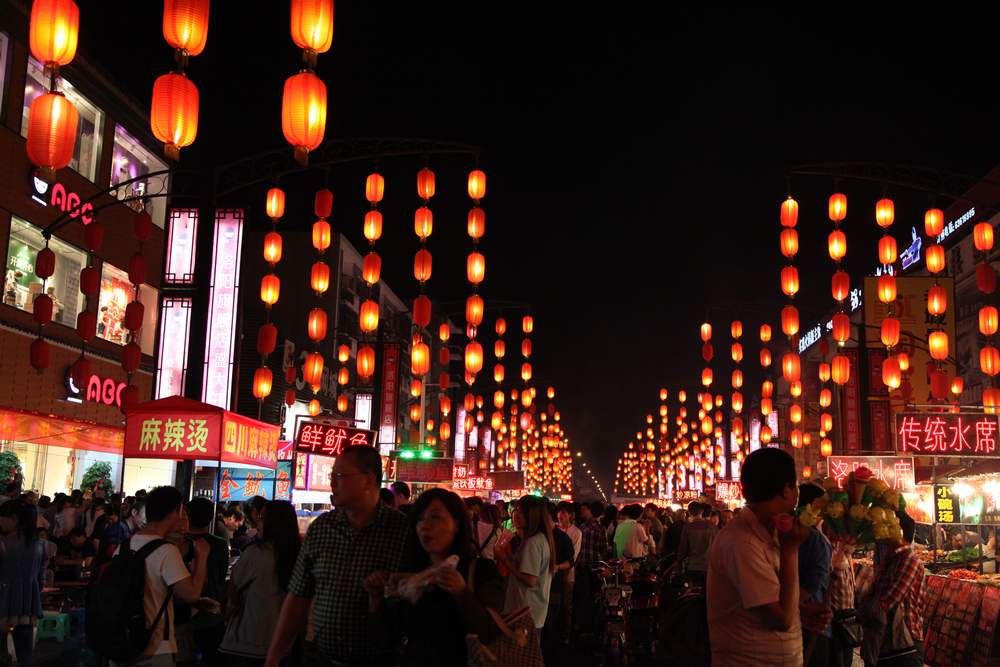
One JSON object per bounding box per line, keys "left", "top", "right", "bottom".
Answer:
{"left": 797, "top": 467, "right": 907, "bottom": 545}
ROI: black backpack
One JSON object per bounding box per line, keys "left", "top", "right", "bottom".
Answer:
{"left": 85, "top": 537, "right": 173, "bottom": 661}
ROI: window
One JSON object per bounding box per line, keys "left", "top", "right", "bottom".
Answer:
{"left": 111, "top": 125, "right": 170, "bottom": 228}
{"left": 96, "top": 263, "right": 159, "bottom": 355}
{"left": 22, "top": 56, "right": 104, "bottom": 181}
{"left": 4, "top": 217, "right": 86, "bottom": 326}
{"left": 0, "top": 32, "right": 9, "bottom": 111}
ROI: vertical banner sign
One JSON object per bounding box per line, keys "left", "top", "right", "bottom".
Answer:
{"left": 842, "top": 348, "right": 861, "bottom": 452}
{"left": 934, "top": 484, "right": 958, "bottom": 524}
{"left": 202, "top": 209, "right": 244, "bottom": 409}
{"left": 379, "top": 343, "right": 401, "bottom": 451}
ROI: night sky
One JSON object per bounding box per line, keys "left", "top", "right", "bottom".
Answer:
{"left": 80, "top": 4, "right": 1000, "bottom": 489}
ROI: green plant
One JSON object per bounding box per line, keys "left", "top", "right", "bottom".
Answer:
{"left": 0, "top": 451, "right": 23, "bottom": 489}
{"left": 81, "top": 461, "right": 114, "bottom": 495}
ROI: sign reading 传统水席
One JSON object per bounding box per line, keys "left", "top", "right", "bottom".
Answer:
{"left": 895, "top": 413, "right": 1000, "bottom": 456}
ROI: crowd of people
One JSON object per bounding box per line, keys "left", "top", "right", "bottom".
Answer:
{"left": 0, "top": 445, "right": 927, "bottom": 667}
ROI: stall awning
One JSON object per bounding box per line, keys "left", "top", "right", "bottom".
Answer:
{"left": 0, "top": 408, "right": 123, "bottom": 454}
{"left": 125, "top": 396, "right": 279, "bottom": 468}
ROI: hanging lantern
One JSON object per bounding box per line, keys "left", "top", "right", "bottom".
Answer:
{"left": 975, "top": 222, "right": 995, "bottom": 252}
{"left": 980, "top": 306, "right": 999, "bottom": 336}
{"left": 828, "top": 193, "right": 847, "bottom": 222}
{"left": 827, "top": 229, "right": 847, "bottom": 261}
{"left": 780, "top": 305, "right": 799, "bottom": 337}
{"left": 411, "top": 341, "right": 430, "bottom": 376}
{"left": 881, "top": 317, "right": 901, "bottom": 348}
{"left": 308, "top": 399, "right": 321, "bottom": 416}
{"left": 465, "top": 341, "right": 484, "bottom": 374}
{"left": 780, "top": 197, "right": 798, "bottom": 228}
{"left": 357, "top": 345, "right": 376, "bottom": 378}
{"left": 928, "top": 331, "right": 949, "bottom": 361}
{"left": 253, "top": 367, "right": 273, "bottom": 399}
{"left": 163, "top": 0, "right": 210, "bottom": 55}
{"left": 875, "top": 198, "right": 895, "bottom": 228}
{"left": 467, "top": 252, "right": 485, "bottom": 285}
{"left": 780, "top": 265, "right": 799, "bottom": 297}
{"left": 951, "top": 377, "right": 965, "bottom": 396}
{"left": 260, "top": 274, "right": 280, "bottom": 306}
{"left": 978, "top": 263, "right": 997, "bottom": 294}
{"left": 362, "top": 252, "right": 381, "bottom": 286}
{"left": 831, "top": 270, "right": 850, "bottom": 302}
{"left": 282, "top": 71, "right": 327, "bottom": 165}
{"left": 412, "top": 295, "right": 431, "bottom": 328}
{"left": 466, "top": 295, "right": 484, "bottom": 326}
{"left": 27, "top": 92, "right": 78, "bottom": 177}
{"left": 897, "top": 352, "right": 910, "bottom": 372}
{"left": 290, "top": 0, "right": 334, "bottom": 54}
{"left": 468, "top": 169, "right": 486, "bottom": 200}
{"left": 882, "top": 356, "right": 902, "bottom": 389}
{"left": 779, "top": 228, "right": 798, "bottom": 258}
{"left": 832, "top": 313, "right": 850, "bottom": 344}
{"left": 311, "top": 219, "right": 331, "bottom": 252}
{"left": 30, "top": 0, "right": 80, "bottom": 68}
{"left": 878, "top": 236, "right": 898, "bottom": 265}
{"left": 982, "top": 346, "right": 1000, "bottom": 376}
{"left": 925, "top": 244, "right": 945, "bottom": 274}
{"left": 819, "top": 387, "right": 832, "bottom": 408}
{"left": 307, "top": 308, "right": 327, "bottom": 341}
{"left": 877, "top": 274, "right": 897, "bottom": 304}
{"left": 151, "top": 73, "right": 199, "bottom": 161}
{"left": 701, "top": 367, "right": 713, "bottom": 387}
{"left": 831, "top": 354, "right": 850, "bottom": 385}
{"left": 363, "top": 210, "right": 383, "bottom": 242}
{"left": 360, "top": 299, "right": 379, "bottom": 333}
{"left": 521, "top": 362, "right": 532, "bottom": 382}
{"left": 494, "top": 364, "right": 505, "bottom": 383}
{"left": 263, "top": 231, "right": 283, "bottom": 264}
{"left": 303, "top": 352, "right": 324, "bottom": 386}
{"left": 266, "top": 187, "right": 286, "bottom": 220}
{"left": 927, "top": 286, "right": 947, "bottom": 316}
{"left": 924, "top": 208, "right": 944, "bottom": 237}
{"left": 310, "top": 261, "right": 330, "bottom": 294}
{"left": 760, "top": 348, "right": 772, "bottom": 367}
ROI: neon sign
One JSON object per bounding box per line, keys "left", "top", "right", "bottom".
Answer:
{"left": 827, "top": 456, "right": 916, "bottom": 493}
{"left": 30, "top": 178, "right": 94, "bottom": 224}
{"left": 895, "top": 413, "right": 1000, "bottom": 456}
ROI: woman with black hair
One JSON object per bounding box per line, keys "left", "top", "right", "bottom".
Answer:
{"left": 220, "top": 500, "right": 302, "bottom": 666}
{"left": 0, "top": 499, "right": 43, "bottom": 667}
{"left": 363, "top": 488, "right": 504, "bottom": 666}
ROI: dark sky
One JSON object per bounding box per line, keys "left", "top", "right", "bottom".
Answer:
{"left": 81, "top": 4, "right": 1000, "bottom": 489}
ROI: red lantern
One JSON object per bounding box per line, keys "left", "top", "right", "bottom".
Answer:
{"left": 30, "top": 0, "right": 80, "bottom": 67}
{"left": 780, "top": 197, "right": 798, "bottom": 228}
{"left": 875, "top": 198, "right": 895, "bottom": 228}
{"left": 151, "top": 73, "right": 199, "bottom": 160}
{"left": 124, "top": 301, "right": 145, "bottom": 331}
{"left": 282, "top": 71, "right": 327, "bottom": 164}
{"left": 27, "top": 92, "right": 78, "bottom": 177}
{"left": 975, "top": 223, "right": 995, "bottom": 252}
{"left": 128, "top": 253, "right": 147, "bottom": 285}
{"left": 163, "top": 0, "right": 210, "bottom": 55}
{"left": 30, "top": 337, "right": 50, "bottom": 372}
{"left": 76, "top": 310, "right": 96, "bottom": 341}
{"left": 32, "top": 294, "right": 53, "bottom": 326}
{"left": 412, "top": 295, "right": 431, "bottom": 328}
{"left": 134, "top": 211, "right": 153, "bottom": 242}
{"left": 979, "top": 263, "right": 997, "bottom": 294}
{"left": 257, "top": 323, "right": 277, "bottom": 355}
{"left": 924, "top": 208, "right": 944, "bottom": 237}
{"left": 253, "top": 367, "right": 273, "bottom": 399}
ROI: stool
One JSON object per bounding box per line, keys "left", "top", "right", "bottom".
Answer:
{"left": 36, "top": 611, "right": 69, "bottom": 642}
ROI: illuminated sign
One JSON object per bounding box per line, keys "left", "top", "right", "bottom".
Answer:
{"left": 827, "top": 456, "right": 916, "bottom": 493}
{"left": 453, "top": 463, "right": 494, "bottom": 491}
{"left": 294, "top": 420, "right": 377, "bottom": 456}
{"left": 896, "top": 413, "right": 1000, "bottom": 456}
{"left": 29, "top": 178, "right": 94, "bottom": 224}
{"left": 715, "top": 480, "right": 742, "bottom": 503}
{"left": 66, "top": 370, "right": 126, "bottom": 408}
{"left": 202, "top": 209, "right": 244, "bottom": 409}
{"left": 936, "top": 207, "right": 976, "bottom": 244}
{"left": 934, "top": 485, "right": 959, "bottom": 524}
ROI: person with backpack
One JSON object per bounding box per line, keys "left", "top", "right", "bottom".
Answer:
{"left": 87, "top": 486, "right": 219, "bottom": 667}
{"left": 0, "top": 499, "right": 43, "bottom": 667}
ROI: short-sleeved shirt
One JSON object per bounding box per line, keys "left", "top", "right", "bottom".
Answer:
{"left": 287, "top": 502, "right": 407, "bottom": 662}
{"left": 503, "top": 532, "right": 552, "bottom": 628}
{"left": 707, "top": 507, "right": 802, "bottom": 666}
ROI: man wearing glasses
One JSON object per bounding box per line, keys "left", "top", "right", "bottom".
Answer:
{"left": 265, "top": 445, "right": 407, "bottom": 667}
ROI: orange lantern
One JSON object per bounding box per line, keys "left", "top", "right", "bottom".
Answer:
{"left": 927, "top": 285, "right": 947, "bottom": 316}
{"left": 468, "top": 170, "right": 486, "bottom": 200}
{"left": 357, "top": 345, "right": 376, "bottom": 378}
{"left": 877, "top": 274, "right": 897, "bottom": 304}
{"left": 466, "top": 295, "right": 484, "bottom": 326}
{"left": 981, "top": 306, "right": 999, "bottom": 336}
{"left": 875, "top": 198, "right": 895, "bottom": 228}
{"left": 731, "top": 369, "right": 743, "bottom": 388}
{"left": 417, "top": 167, "right": 435, "bottom": 199}
{"left": 828, "top": 229, "right": 847, "bottom": 261}
{"left": 360, "top": 299, "right": 379, "bottom": 333}
{"left": 831, "top": 354, "right": 850, "bottom": 385}
{"left": 307, "top": 308, "right": 327, "bottom": 341}
{"left": 414, "top": 207, "right": 433, "bottom": 240}
{"left": 782, "top": 352, "right": 801, "bottom": 383}
{"left": 881, "top": 317, "right": 901, "bottom": 348}
{"left": 701, "top": 367, "right": 713, "bottom": 387}
{"left": 163, "top": 0, "right": 210, "bottom": 56}
{"left": 364, "top": 210, "right": 383, "bottom": 242}
{"left": 303, "top": 352, "right": 323, "bottom": 386}
{"left": 700, "top": 322, "right": 712, "bottom": 342}
{"left": 290, "top": 0, "right": 334, "bottom": 54}
{"left": 882, "top": 356, "right": 902, "bottom": 389}
{"left": 779, "top": 228, "right": 798, "bottom": 258}
{"left": 260, "top": 274, "right": 280, "bottom": 306}
{"left": 308, "top": 399, "right": 321, "bottom": 416}
{"left": 831, "top": 313, "right": 850, "bottom": 343}
{"left": 26, "top": 92, "right": 78, "bottom": 177}
{"left": 413, "top": 249, "right": 432, "bottom": 283}
{"left": 310, "top": 261, "right": 329, "bottom": 294}
{"left": 924, "top": 208, "right": 944, "bottom": 237}
{"left": 30, "top": 0, "right": 80, "bottom": 67}
{"left": 925, "top": 244, "right": 945, "bottom": 274}
{"left": 928, "top": 331, "right": 949, "bottom": 361}
{"left": 266, "top": 187, "right": 285, "bottom": 220}
{"left": 780, "top": 197, "right": 799, "bottom": 228}
{"left": 760, "top": 324, "right": 772, "bottom": 343}
{"left": 760, "top": 348, "right": 772, "bottom": 367}
{"left": 282, "top": 71, "right": 327, "bottom": 165}
{"left": 819, "top": 387, "right": 832, "bottom": 408}
{"left": 878, "top": 236, "right": 897, "bottom": 265}
{"left": 150, "top": 73, "right": 198, "bottom": 161}
{"left": 828, "top": 193, "right": 847, "bottom": 222}
{"left": 263, "top": 231, "right": 283, "bottom": 264}
{"left": 780, "top": 265, "right": 799, "bottom": 297}
{"left": 465, "top": 341, "right": 484, "bottom": 374}
{"left": 781, "top": 305, "right": 799, "bottom": 337}
{"left": 362, "top": 252, "right": 381, "bottom": 286}
{"left": 467, "top": 252, "right": 486, "bottom": 284}
{"left": 831, "top": 270, "right": 850, "bottom": 302}
{"left": 252, "top": 366, "right": 273, "bottom": 399}
{"left": 522, "top": 316, "right": 534, "bottom": 334}
{"left": 311, "top": 219, "right": 331, "bottom": 252}
{"left": 982, "top": 346, "right": 1000, "bottom": 376}
{"left": 975, "top": 222, "right": 995, "bottom": 252}
{"left": 411, "top": 341, "right": 429, "bottom": 376}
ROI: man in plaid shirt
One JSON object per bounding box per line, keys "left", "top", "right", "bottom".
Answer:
{"left": 869, "top": 511, "right": 925, "bottom": 666}
{"left": 265, "top": 446, "right": 407, "bottom": 667}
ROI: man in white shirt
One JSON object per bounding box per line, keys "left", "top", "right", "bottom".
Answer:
{"left": 111, "top": 486, "right": 219, "bottom": 667}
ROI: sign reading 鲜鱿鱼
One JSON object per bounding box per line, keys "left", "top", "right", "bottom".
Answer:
{"left": 715, "top": 481, "right": 743, "bottom": 503}
{"left": 827, "top": 456, "right": 916, "bottom": 493}
{"left": 294, "top": 420, "right": 377, "bottom": 457}
{"left": 895, "top": 413, "right": 1000, "bottom": 456}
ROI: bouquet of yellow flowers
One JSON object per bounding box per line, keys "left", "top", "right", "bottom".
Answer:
{"left": 797, "top": 467, "right": 907, "bottom": 545}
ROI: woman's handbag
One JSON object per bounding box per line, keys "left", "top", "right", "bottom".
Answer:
{"left": 466, "top": 607, "right": 543, "bottom": 667}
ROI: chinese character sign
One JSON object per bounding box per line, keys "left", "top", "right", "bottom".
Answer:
{"left": 895, "top": 413, "right": 1000, "bottom": 457}
{"left": 827, "top": 456, "right": 916, "bottom": 493}
{"left": 934, "top": 485, "right": 959, "bottom": 524}
{"left": 294, "top": 422, "right": 377, "bottom": 457}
